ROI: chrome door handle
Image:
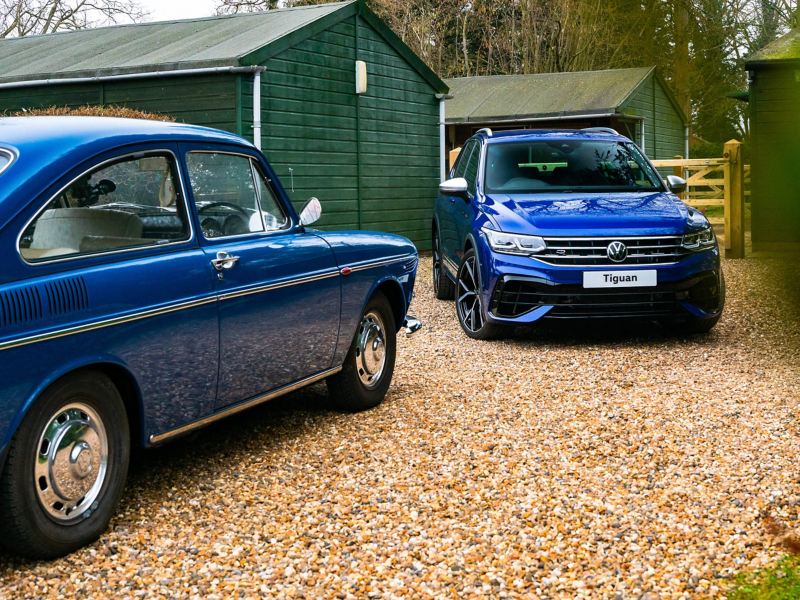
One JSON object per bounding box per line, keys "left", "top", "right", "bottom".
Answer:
{"left": 211, "top": 251, "right": 240, "bottom": 271}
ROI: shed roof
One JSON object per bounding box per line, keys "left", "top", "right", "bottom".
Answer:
{"left": 0, "top": 0, "right": 447, "bottom": 92}
{"left": 747, "top": 28, "right": 800, "bottom": 65}
{"left": 445, "top": 67, "right": 665, "bottom": 124}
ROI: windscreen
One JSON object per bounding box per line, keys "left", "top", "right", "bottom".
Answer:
{"left": 484, "top": 140, "right": 663, "bottom": 194}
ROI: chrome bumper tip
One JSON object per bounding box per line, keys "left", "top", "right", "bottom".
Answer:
{"left": 403, "top": 316, "right": 422, "bottom": 336}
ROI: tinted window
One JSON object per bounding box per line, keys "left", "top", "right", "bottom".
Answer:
{"left": 453, "top": 141, "right": 476, "bottom": 179}
{"left": 463, "top": 142, "right": 482, "bottom": 195}
{"left": 187, "top": 153, "right": 267, "bottom": 239}
{"left": 484, "top": 140, "right": 663, "bottom": 194}
{"left": 19, "top": 153, "right": 190, "bottom": 262}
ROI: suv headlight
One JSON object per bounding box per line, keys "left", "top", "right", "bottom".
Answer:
{"left": 481, "top": 226, "right": 546, "bottom": 255}
{"left": 682, "top": 226, "right": 716, "bottom": 251}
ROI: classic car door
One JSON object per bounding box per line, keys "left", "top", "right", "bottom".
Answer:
{"left": 183, "top": 148, "right": 341, "bottom": 408}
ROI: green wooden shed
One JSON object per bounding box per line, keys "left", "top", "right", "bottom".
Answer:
{"left": 0, "top": 0, "right": 448, "bottom": 248}
{"left": 444, "top": 67, "right": 688, "bottom": 161}
{"left": 746, "top": 28, "right": 800, "bottom": 250}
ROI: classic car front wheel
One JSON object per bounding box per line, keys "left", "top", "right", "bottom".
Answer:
{"left": 328, "top": 291, "right": 397, "bottom": 411}
{"left": 0, "top": 371, "right": 130, "bottom": 559}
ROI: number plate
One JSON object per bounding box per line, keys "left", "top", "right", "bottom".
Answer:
{"left": 583, "top": 270, "right": 657, "bottom": 288}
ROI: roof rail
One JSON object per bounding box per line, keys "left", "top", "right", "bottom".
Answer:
{"left": 475, "top": 127, "right": 493, "bottom": 137}
{"left": 581, "top": 127, "right": 619, "bottom": 135}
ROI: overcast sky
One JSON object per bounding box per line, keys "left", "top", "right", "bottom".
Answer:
{"left": 138, "top": 0, "right": 220, "bottom": 22}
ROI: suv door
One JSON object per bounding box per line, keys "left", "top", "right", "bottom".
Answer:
{"left": 183, "top": 146, "right": 341, "bottom": 408}
{"left": 438, "top": 140, "right": 477, "bottom": 267}
{"left": 454, "top": 140, "right": 483, "bottom": 256}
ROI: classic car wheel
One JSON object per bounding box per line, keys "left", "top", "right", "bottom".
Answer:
{"left": 433, "top": 230, "right": 455, "bottom": 300}
{"left": 328, "top": 291, "right": 396, "bottom": 411}
{"left": 0, "top": 371, "right": 129, "bottom": 559}
{"left": 456, "top": 249, "right": 505, "bottom": 340}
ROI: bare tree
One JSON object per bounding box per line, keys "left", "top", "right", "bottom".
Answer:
{"left": 0, "top": 0, "right": 145, "bottom": 38}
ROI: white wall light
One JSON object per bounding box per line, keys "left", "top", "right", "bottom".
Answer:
{"left": 355, "top": 60, "right": 367, "bottom": 95}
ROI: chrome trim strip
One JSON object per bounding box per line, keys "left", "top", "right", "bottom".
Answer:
{"left": 530, "top": 258, "right": 679, "bottom": 268}
{"left": 219, "top": 270, "right": 340, "bottom": 302}
{"left": 346, "top": 254, "right": 414, "bottom": 273}
{"left": 0, "top": 147, "right": 16, "bottom": 176}
{"left": 541, "top": 235, "right": 683, "bottom": 241}
{"left": 0, "top": 296, "right": 217, "bottom": 353}
{"left": 149, "top": 366, "right": 343, "bottom": 444}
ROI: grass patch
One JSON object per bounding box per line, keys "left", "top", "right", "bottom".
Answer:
{"left": 728, "top": 556, "right": 800, "bottom": 599}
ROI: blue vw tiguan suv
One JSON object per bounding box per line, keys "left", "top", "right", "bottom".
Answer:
{"left": 433, "top": 128, "right": 724, "bottom": 339}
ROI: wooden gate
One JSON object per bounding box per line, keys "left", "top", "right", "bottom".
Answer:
{"left": 652, "top": 140, "right": 748, "bottom": 259}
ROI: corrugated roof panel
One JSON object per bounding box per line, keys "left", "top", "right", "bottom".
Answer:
{"left": 445, "top": 68, "right": 654, "bottom": 123}
{"left": 0, "top": 1, "right": 352, "bottom": 83}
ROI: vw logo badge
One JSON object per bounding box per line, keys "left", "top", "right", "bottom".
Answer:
{"left": 607, "top": 241, "right": 628, "bottom": 263}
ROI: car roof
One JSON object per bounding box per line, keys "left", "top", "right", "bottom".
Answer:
{"left": 477, "top": 128, "right": 631, "bottom": 144}
{"left": 0, "top": 117, "right": 253, "bottom": 224}
{"left": 0, "top": 116, "right": 248, "bottom": 150}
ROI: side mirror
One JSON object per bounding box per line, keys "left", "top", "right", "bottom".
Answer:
{"left": 439, "top": 177, "right": 469, "bottom": 196}
{"left": 299, "top": 197, "right": 322, "bottom": 226}
{"left": 666, "top": 175, "right": 687, "bottom": 195}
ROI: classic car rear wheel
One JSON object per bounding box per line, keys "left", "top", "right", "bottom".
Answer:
{"left": 0, "top": 371, "right": 129, "bottom": 559}
{"left": 433, "top": 229, "right": 455, "bottom": 300}
{"left": 328, "top": 291, "right": 396, "bottom": 411}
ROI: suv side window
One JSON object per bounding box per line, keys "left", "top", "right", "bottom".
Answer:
{"left": 463, "top": 141, "right": 482, "bottom": 195}
{"left": 453, "top": 141, "right": 476, "bottom": 180}
{"left": 19, "top": 153, "right": 190, "bottom": 263}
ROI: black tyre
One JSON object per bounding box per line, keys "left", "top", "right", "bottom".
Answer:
{"left": 455, "top": 249, "right": 506, "bottom": 340}
{"left": 433, "top": 228, "right": 455, "bottom": 300}
{"left": 327, "top": 291, "right": 397, "bottom": 411}
{"left": 0, "top": 371, "right": 130, "bottom": 559}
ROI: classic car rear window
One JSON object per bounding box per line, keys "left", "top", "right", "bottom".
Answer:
{"left": 19, "top": 153, "right": 191, "bottom": 262}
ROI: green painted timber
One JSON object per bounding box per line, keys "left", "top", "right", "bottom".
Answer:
{"left": 746, "top": 58, "right": 800, "bottom": 245}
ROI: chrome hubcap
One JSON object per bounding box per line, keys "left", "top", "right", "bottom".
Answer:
{"left": 457, "top": 256, "right": 484, "bottom": 332}
{"left": 355, "top": 311, "right": 387, "bottom": 389}
{"left": 35, "top": 403, "right": 108, "bottom": 523}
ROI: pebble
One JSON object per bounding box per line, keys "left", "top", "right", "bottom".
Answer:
{"left": 0, "top": 255, "right": 797, "bottom": 598}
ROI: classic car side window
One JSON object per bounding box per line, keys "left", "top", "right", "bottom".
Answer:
{"left": 252, "top": 164, "right": 289, "bottom": 232}
{"left": 187, "top": 152, "right": 272, "bottom": 239}
{"left": 19, "top": 153, "right": 190, "bottom": 263}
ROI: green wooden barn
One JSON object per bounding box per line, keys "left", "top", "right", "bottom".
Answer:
{"left": 0, "top": 0, "right": 448, "bottom": 248}
{"left": 444, "top": 67, "right": 688, "bottom": 161}
{"left": 746, "top": 28, "right": 800, "bottom": 250}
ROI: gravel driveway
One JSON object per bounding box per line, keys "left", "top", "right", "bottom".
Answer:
{"left": 1, "top": 256, "right": 799, "bottom": 598}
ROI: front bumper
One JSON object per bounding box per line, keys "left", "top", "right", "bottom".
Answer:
{"left": 477, "top": 244, "right": 723, "bottom": 324}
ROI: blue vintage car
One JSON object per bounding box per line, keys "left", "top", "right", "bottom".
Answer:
{"left": 0, "top": 117, "right": 420, "bottom": 558}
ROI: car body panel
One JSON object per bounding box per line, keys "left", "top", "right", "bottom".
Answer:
{"left": 0, "top": 117, "right": 418, "bottom": 457}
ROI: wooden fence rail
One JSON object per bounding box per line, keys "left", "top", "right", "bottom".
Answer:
{"left": 651, "top": 139, "right": 747, "bottom": 258}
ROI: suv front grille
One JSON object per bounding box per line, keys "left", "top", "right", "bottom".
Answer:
{"left": 537, "top": 236, "right": 685, "bottom": 266}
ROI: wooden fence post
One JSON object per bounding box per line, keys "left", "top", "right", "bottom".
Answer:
{"left": 723, "top": 139, "right": 745, "bottom": 258}
{"left": 672, "top": 155, "right": 687, "bottom": 200}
